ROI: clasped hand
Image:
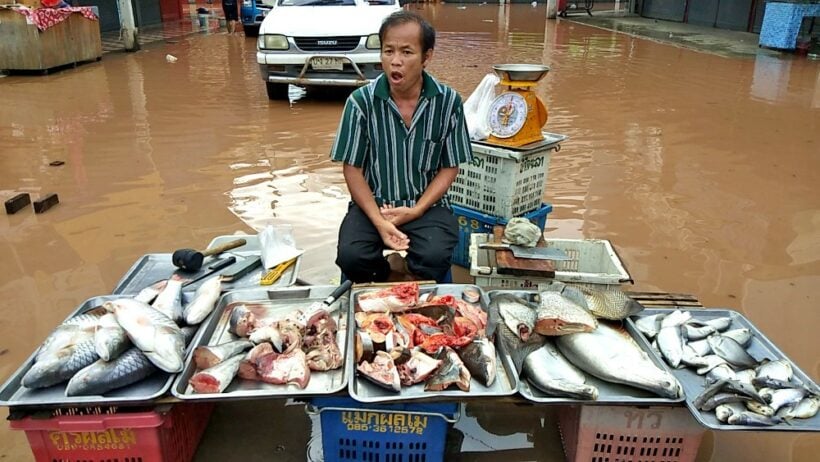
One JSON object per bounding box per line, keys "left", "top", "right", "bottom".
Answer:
{"left": 375, "top": 204, "right": 420, "bottom": 251}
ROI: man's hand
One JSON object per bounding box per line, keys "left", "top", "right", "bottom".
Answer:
{"left": 380, "top": 204, "right": 421, "bottom": 227}
{"left": 375, "top": 218, "right": 410, "bottom": 250}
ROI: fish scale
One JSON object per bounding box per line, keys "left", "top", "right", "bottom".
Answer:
{"left": 534, "top": 291, "right": 597, "bottom": 336}
{"left": 576, "top": 286, "right": 645, "bottom": 320}
{"left": 66, "top": 347, "right": 158, "bottom": 396}
{"left": 22, "top": 339, "right": 100, "bottom": 389}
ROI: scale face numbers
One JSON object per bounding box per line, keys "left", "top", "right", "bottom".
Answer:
{"left": 488, "top": 92, "right": 528, "bottom": 139}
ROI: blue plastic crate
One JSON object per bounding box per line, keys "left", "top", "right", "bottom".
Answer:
{"left": 451, "top": 203, "right": 553, "bottom": 268}
{"left": 309, "top": 397, "right": 458, "bottom": 462}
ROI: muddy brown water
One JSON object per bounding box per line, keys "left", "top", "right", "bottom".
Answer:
{"left": 1, "top": 4, "right": 818, "bottom": 461}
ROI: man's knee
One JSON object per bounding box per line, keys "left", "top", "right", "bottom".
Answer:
{"left": 336, "top": 245, "right": 388, "bottom": 282}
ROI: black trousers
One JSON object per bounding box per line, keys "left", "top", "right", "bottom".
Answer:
{"left": 336, "top": 203, "right": 458, "bottom": 283}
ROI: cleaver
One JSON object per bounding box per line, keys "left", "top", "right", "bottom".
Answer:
{"left": 479, "top": 243, "right": 572, "bottom": 261}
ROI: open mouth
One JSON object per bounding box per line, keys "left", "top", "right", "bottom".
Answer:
{"left": 389, "top": 71, "right": 404, "bottom": 84}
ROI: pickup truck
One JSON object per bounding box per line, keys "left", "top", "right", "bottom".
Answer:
{"left": 240, "top": 0, "right": 274, "bottom": 37}
{"left": 256, "top": 0, "right": 402, "bottom": 100}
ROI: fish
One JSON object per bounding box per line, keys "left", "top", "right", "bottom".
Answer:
{"left": 745, "top": 401, "right": 775, "bottom": 417}
{"left": 491, "top": 293, "right": 537, "bottom": 341}
{"left": 705, "top": 364, "right": 737, "bottom": 384}
{"left": 94, "top": 313, "right": 130, "bottom": 362}
{"left": 777, "top": 396, "right": 819, "bottom": 420}
{"left": 397, "top": 349, "right": 442, "bottom": 386}
{"left": 707, "top": 335, "right": 758, "bottom": 369}
{"left": 695, "top": 355, "right": 729, "bottom": 375}
{"left": 22, "top": 339, "right": 100, "bottom": 389}
{"left": 425, "top": 347, "right": 471, "bottom": 392}
{"left": 693, "top": 379, "right": 729, "bottom": 410}
{"left": 248, "top": 325, "right": 284, "bottom": 351}
{"left": 715, "top": 402, "right": 747, "bottom": 423}
{"left": 495, "top": 319, "right": 545, "bottom": 373}
{"left": 36, "top": 325, "right": 93, "bottom": 362}
{"left": 574, "top": 285, "right": 644, "bottom": 320}
{"left": 305, "top": 341, "right": 344, "bottom": 371}
{"left": 256, "top": 348, "right": 311, "bottom": 389}
{"left": 756, "top": 359, "right": 793, "bottom": 382}
{"left": 722, "top": 379, "right": 765, "bottom": 403}
{"left": 357, "top": 282, "right": 419, "bottom": 312}
{"left": 62, "top": 307, "right": 108, "bottom": 329}
{"left": 687, "top": 338, "right": 712, "bottom": 357}
{"left": 189, "top": 354, "right": 244, "bottom": 394}
{"left": 357, "top": 350, "right": 400, "bottom": 392}
{"left": 183, "top": 276, "right": 221, "bottom": 325}
{"left": 657, "top": 310, "right": 690, "bottom": 368}
{"left": 634, "top": 313, "right": 666, "bottom": 339}
{"left": 134, "top": 280, "right": 167, "bottom": 304}
{"left": 722, "top": 328, "right": 753, "bottom": 347}
{"left": 523, "top": 340, "right": 598, "bottom": 400}
{"left": 194, "top": 340, "right": 254, "bottom": 370}
{"left": 229, "top": 304, "right": 258, "bottom": 337}
{"left": 181, "top": 326, "right": 198, "bottom": 346}
{"left": 104, "top": 298, "right": 186, "bottom": 373}
{"left": 65, "top": 347, "right": 158, "bottom": 396}
{"left": 765, "top": 388, "right": 808, "bottom": 413}
{"left": 534, "top": 291, "right": 597, "bottom": 336}
{"left": 680, "top": 345, "right": 708, "bottom": 368}
{"left": 735, "top": 369, "right": 757, "bottom": 385}
{"left": 459, "top": 338, "right": 497, "bottom": 387}
{"left": 555, "top": 323, "right": 681, "bottom": 399}
{"left": 727, "top": 412, "right": 781, "bottom": 427}
{"left": 152, "top": 276, "right": 184, "bottom": 323}
{"left": 700, "top": 393, "right": 753, "bottom": 411}
{"left": 683, "top": 323, "right": 718, "bottom": 341}
{"left": 752, "top": 376, "right": 798, "bottom": 390}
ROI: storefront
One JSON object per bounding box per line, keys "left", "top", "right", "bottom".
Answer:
{"left": 638, "top": 0, "right": 766, "bottom": 32}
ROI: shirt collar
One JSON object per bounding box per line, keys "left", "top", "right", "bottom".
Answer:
{"left": 374, "top": 71, "right": 442, "bottom": 101}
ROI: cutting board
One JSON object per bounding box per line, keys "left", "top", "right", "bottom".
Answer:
{"left": 492, "top": 226, "right": 556, "bottom": 278}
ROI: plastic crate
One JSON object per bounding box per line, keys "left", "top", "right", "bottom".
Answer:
{"left": 308, "top": 397, "right": 459, "bottom": 462}
{"left": 449, "top": 135, "right": 563, "bottom": 218}
{"left": 469, "top": 233, "right": 632, "bottom": 288}
{"left": 452, "top": 203, "right": 552, "bottom": 268}
{"left": 9, "top": 403, "right": 214, "bottom": 462}
{"left": 558, "top": 405, "right": 704, "bottom": 462}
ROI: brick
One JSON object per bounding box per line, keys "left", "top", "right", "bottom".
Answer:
{"left": 33, "top": 193, "right": 60, "bottom": 214}
{"left": 4, "top": 193, "right": 31, "bottom": 215}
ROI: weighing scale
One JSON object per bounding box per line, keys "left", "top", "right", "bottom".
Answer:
{"left": 486, "top": 64, "right": 551, "bottom": 148}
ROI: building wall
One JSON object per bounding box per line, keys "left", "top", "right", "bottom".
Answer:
{"left": 638, "top": 0, "right": 764, "bottom": 33}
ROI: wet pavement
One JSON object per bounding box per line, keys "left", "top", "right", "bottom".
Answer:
{"left": 1, "top": 3, "right": 819, "bottom": 461}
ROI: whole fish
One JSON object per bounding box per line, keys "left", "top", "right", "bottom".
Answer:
{"left": 735, "top": 369, "right": 757, "bottom": 385}
{"left": 459, "top": 338, "right": 497, "bottom": 387}
{"left": 693, "top": 379, "right": 728, "bottom": 410}
{"left": 765, "top": 388, "right": 808, "bottom": 412}
{"left": 534, "top": 291, "right": 597, "bottom": 336}
{"left": 715, "top": 402, "right": 746, "bottom": 423}
{"left": 634, "top": 313, "right": 665, "bottom": 339}
{"left": 65, "top": 347, "right": 158, "bottom": 396}
{"left": 705, "top": 364, "right": 737, "bottom": 384}
{"left": 700, "top": 393, "right": 752, "bottom": 412}
{"left": 104, "top": 298, "right": 185, "bottom": 373}
{"left": 687, "top": 338, "right": 712, "bottom": 357}
{"left": 695, "top": 355, "right": 728, "bottom": 375}
{"left": 22, "top": 339, "right": 99, "bottom": 389}
{"left": 189, "top": 354, "right": 244, "bottom": 394}
{"left": 727, "top": 412, "right": 781, "bottom": 427}
{"left": 756, "top": 359, "right": 792, "bottom": 382}
{"left": 722, "top": 379, "right": 765, "bottom": 403}
{"left": 62, "top": 307, "right": 108, "bottom": 329}
{"left": 491, "top": 294, "right": 537, "bottom": 341}
{"left": 752, "top": 376, "right": 797, "bottom": 390}
{"left": 707, "top": 335, "right": 758, "bottom": 369}
{"left": 425, "top": 347, "right": 471, "bottom": 392}
{"left": 183, "top": 276, "right": 222, "bottom": 325}
{"left": 194, "top": 339, "right": 254, "bottom": 370}
{"left": 683, "top": 323, "right": 717, "bottom": 341}
{"left": 94, "top": 313, "right": 130, "bottom": 362}
{"left": 495, "top": 320, "right": 545, "bottom": 373}
{"left": 152, "top": 276, "right": 184, "bottom": 323}
{"left": 575, "top": 285, "right": 644, "bottom": 320}
{"left": 523, "top": 341, "right": 598, "bottom": 400}
{"left": 37, "top": 325, "right": 93, "bottom": 362}
{"left": 134, "top": 280, "right": 167, "bottom": 304}
{"left": 555, "top": 323, "right": 681, "bottom": 399}
{"left": 745, "top": 401, "right": 775, "bottom": 417}
{"left": 722, "top": 328, "right": 753, "bottom": 347}
{"left": 657, "top": 310, "right": 690, "bottom": 368}
{"left": 777, "top": 396, "right": 820, "bottom": 420}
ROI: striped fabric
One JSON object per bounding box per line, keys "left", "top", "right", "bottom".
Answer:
{"left": 330, "top": 72, "right": 472, "bottom": 207}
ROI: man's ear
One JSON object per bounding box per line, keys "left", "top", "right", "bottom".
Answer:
{"left": 422, "top": 49, "right": 434, "bottom": 68}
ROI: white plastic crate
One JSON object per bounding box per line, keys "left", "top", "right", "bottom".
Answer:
{"left": 469, "top": 233, "right": 632, "bottom": 288}
{"left": 449, "top": 133, "right": 567, "bottom": 219}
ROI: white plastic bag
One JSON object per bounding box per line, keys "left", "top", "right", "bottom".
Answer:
{"left": 258, "top": 224, "right": 304, "bottom": 269}
{"left": 464, "top": 73, "right": 500, "bottom": 141}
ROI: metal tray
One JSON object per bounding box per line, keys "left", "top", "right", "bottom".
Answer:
{"left": 347, "top": 284, "right": 520, "bottom": 403}
{"left": 112, "top": 235, "right": 300, "bottom": 295}
{"left": 0, "top": 295, "right": 193, "bottom": 408}
{"left": 489, "top": 290, "right": 684, "bottom": 405}
{"left": 171, "top": 286, "right": 349, "bottom": 400}
{"left": 628, "top": 308, "right": 820, "bottom": 432}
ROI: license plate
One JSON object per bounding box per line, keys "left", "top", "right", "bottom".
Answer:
{"left": 310, "top": 57, "right": 344, "bottom": 71}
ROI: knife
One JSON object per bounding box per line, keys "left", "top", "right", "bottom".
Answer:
{"left": 478, "top": 242, "right": 572, "bottom": 261}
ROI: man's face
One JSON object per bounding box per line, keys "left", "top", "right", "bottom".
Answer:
{"left": 380, "top": 22, "right": 432, "bottom": 94}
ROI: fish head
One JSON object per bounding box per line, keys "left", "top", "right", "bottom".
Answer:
{"left": 518, "top": 324, "right": 531, "bottom": 341}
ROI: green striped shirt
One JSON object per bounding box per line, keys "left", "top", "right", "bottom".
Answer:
{"left": 330, "top": 72, "right": 472, "bottom": 207}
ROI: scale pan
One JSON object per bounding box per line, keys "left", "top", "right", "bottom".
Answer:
{"left": 493, "top": 64, "right": 550, "bottom": 82}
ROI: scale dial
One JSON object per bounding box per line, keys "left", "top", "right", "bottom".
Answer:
{"left": 488, "top": 92, "right": 528, "bottom": 139}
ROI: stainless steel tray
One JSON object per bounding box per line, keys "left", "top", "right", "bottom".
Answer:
{"left": 489, "top": 290, "right": 684, "bottom": 405}
{"left": 628, "top": 308, "right": 820, "bottom": 432}
{"left": 471, "top": 131, "right": 568, "bottom": 152}
{"left": 171, "top": 286, "right": 349, "bottom": 400}
{"left": 347, "top": 284, "right": 520, "bottom": 403}
{"left": 0, "top": 295, "right": 191, "bottom": 408}
{"left": 112, "top": 235, "right": 300, "bottom": 295}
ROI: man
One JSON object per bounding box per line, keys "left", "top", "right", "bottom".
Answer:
{"left": 222, "top": 0, "right": 239, "bottom": 34}
{"left": 331, "top": 10, "right": 472, "bottom": 283}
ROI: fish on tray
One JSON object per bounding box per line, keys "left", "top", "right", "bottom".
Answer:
{"left": 357, "top": 282, "right": 420, "bottom": 312}
{"left": 104, "top": 298, "right": 186, "bottom": 373}
{"left": 523, "top": 340, "right": 599, "bottom": 400}
{"left": 491, "top": 293, "right": 537, "bottom": 341}
{"left": 152, "top": 275, "right": 184, "bottom": 324}
{"left": 535, "top": 287, "right": 598, "bottom": 336}
{"left": 194, "top": 339, "right": 254, "bottom": 370}
{"left": 66, "top": 347, "right": 158, "bottom": 396}
{"left": 22, "top": 338, "right": 99, "bottom": 389}
{"left": 357, "top": 350, "right": 401, "bottom": 392}
{"left": 190, "top": 354, "right": 245, "bottom": 394}
{"left": 183, "top": 276, "right": 222, "bottom": 325}
{"left": 94, "top": 313, "right": 130, "bottom": 362}
{"left": 256, "top": 348, "right": 311, "bottom": 388}
{"left": 397, "top": 349, "right": 441, "bottom": 386}
{"left": 573, "top": 284, "right": 645, "bottom": 320}
{"left": 425, "top": 347, "right": 471, "bottom": 392}
{"left": 458, "top": 338, "right": 497, "bottom": 387}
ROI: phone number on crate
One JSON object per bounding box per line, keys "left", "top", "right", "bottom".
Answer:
{"left": 341, "top": 411, "right": 429, "bottom": 435}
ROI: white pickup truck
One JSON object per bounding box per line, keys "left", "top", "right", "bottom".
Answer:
{"left": 257, "top": 0, "right": 402, "bottom": 100}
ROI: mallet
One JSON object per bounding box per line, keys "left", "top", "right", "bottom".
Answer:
{"left": 172, "top": 238, "right": 247, "bottom": 272}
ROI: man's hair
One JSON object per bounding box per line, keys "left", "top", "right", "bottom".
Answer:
{"left": 379, "top": 10, "right": 436, "bottom": 54}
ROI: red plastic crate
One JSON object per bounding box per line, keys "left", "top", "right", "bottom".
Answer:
{"left": 9, "top": 403, "right": 214, "bottom": 462}
{"left": 558, "top": 405, "right": 704, "bottom": 462}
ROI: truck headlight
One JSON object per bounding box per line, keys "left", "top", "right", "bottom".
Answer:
{"left": 365, "top": 34, "right": 380, "bottom": 50}
{"left": 258, "top": 35, "right": 289, "bottom": 50}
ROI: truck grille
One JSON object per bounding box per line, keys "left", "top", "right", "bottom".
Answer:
{"left": 294, "top": 36, "right": 361, "bottom": 52}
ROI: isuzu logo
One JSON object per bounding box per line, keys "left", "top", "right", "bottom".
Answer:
{"left": 317, "top": 40, "right": 338, "bottom": 46}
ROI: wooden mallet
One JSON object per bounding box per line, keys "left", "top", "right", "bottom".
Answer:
{"left": 172, "top": 238, "right": 247, "bottom": 272}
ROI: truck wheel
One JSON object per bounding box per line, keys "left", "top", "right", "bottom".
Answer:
{"left": 244, "top": 25, "right": 259, "bottom": 37}
{"left": 266, "top": 82, "right": 288, "bottom": 100}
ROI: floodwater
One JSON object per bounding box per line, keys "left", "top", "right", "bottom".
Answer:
{"left": 1, "top": 4, "right": 818, "bottom": 461}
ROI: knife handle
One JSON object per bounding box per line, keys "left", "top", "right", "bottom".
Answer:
{"left": 479, "top": 243, "right": 511, "bottom": 250}
{"left": 323, "top": 280, "right": 353, "bottom": 305}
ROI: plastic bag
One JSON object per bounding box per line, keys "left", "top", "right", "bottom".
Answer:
{"left": 258, "top": 224, "right": 304, "bottom": 269}
{"left": 464, "top": 73, "right": 500, "bottom": 141}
